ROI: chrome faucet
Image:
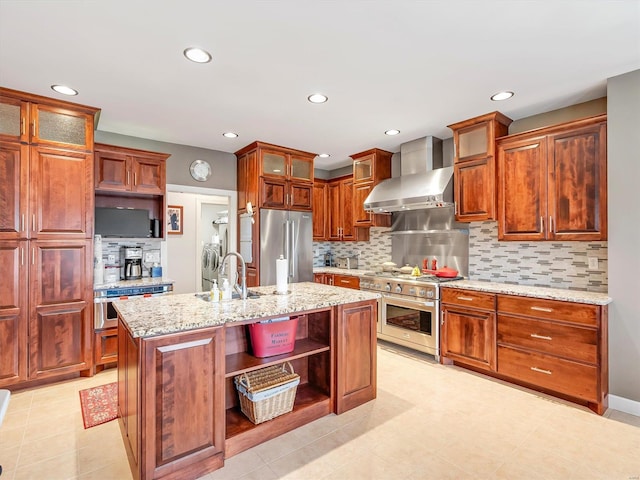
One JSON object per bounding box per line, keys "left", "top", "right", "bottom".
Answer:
{"left": 220, "top": 251, "right": 248, "bottom": 300}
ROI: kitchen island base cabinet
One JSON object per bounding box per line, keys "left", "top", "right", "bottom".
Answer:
{"left": 118, "top": 297, "right": 378, "bottom": 479}
{"left": 118, "top": 320, "right": 225, "bottom": 480}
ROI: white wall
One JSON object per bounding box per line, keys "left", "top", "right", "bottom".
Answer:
{"left": 607, "top": 69, "right": 640, "bottom": 413}
{"left": 166, "top": 185, "right": 237, "bottom": 294}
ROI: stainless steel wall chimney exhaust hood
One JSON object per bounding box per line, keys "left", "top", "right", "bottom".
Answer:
{"left": 363, "top": 136, "right": 454, "bottom": 212}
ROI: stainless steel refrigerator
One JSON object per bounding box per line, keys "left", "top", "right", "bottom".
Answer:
{"left": 259, "top": 209, "right": 313, "bottom": 286}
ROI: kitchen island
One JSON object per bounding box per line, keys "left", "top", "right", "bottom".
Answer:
{"left": 114, "top": 282, "right": 379, "bottom": 480}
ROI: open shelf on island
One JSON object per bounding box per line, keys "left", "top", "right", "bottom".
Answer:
{"left": 224, "top": 383, "right": 332, "bottom": 457}
{"left": 225, "top": 338, "right": 330, "bottom": 377}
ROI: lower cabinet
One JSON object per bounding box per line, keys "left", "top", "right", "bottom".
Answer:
{"left": 94, "top": 327, "right": 118, "bottom": 367}
{"left": 496, "top": 294, "right": 608, "bottom": 414}
{"left": 313, "top": 273, "right": 360, "bottom": 290}
{"left": 118, "top": 300, "right": 377, "bottom": 479}
{"left": 441, "top": 288, "right": 497, "bottom": 372}
{"left": 118, "top": 320, "right": 225, "bottom": 480}
{"left": 441, "top": 287, "right": 608, "bottom": 415}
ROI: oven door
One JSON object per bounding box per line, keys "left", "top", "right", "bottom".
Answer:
{"left": 94, "top": 297, "right": 119, "bottom": 329}
{"left": 380, "top": 293, "right": 439, "bottom": 358}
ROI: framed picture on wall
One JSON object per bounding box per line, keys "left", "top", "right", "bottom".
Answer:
{"left": 167, "top": 205, "right": 183, "bottom": 234}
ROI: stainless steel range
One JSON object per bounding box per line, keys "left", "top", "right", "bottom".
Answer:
{"left": 360, "top": 272, "right": 462, "bottom": 359}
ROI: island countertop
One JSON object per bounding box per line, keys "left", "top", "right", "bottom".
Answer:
{"left": 113, "top": 281, "right": 380, "bottom": 339}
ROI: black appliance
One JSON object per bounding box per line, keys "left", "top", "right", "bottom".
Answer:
{"left": 95, "top": 207, "right": 151, "bottom": 238}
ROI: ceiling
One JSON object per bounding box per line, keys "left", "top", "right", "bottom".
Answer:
{"left": 1, "top": 1, "right": 638, "bottom": 170}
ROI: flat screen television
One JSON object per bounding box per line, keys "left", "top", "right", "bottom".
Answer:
{"left": 95, "top": 207, "right": 151, "bottom": 238}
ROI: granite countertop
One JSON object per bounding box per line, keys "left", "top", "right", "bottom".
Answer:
{"left": 114, "top": 281, "right": 380, "bottom": 339}
{"left": 94, "top": 277, "right": 175, "bottom": 290}
{"left": 442, "top": 279, "right": 611, "bottom": 305}
{"left": 313, "top": 267, "right": 373, "bottom": 276}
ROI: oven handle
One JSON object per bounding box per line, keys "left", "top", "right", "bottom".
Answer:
{"left": 381, "top": 294, "right": 436, "bottom": 310}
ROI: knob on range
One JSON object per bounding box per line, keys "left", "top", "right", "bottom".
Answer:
{"left": 385, "top": 283, "right": 392, "bottom": 292}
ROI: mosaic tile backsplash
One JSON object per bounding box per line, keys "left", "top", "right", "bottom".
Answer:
{"left": 313, "top": 222, "right": 608, "bottom": 293}
{"left": 468, "top": 221, "right": 608, "bottom": 292}
{"left": 99, "top": 238, "right": 163, "bottom": 278}
{"left": 313, "top": 227, "right": 392, "bottom": 269}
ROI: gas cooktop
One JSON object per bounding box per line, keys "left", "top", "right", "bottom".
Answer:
{"left": 362, "top": 272, "right": 464, "bottom": 283}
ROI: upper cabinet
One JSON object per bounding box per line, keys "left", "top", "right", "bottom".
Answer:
{"left": 312, "top": 179, "right": 328, "bottom": 241}
{"left": 447, "top": 112, "right": 512, "bottom": 222}
{"left": 0, "top": 91, "right": 96, "bottom": 151}
{"left": 0, "top": 88, "right": 99, "bottom": 240}
{"left": 497, "top": 115, "right": 607, "bottom": 241}
{"left": 94, "top": 143, "right": 168, "bottom": 195}
{"left": 236, "top": 141, "right": 315, "bottom": 212}
{"left": 350, "top": 148, "right": 392, "bottom": 228}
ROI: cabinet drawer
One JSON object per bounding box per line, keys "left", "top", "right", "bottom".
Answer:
{"left": 334, "top": 275, "right": 359, "bottom": 290}
{"left": 498, "top": 295, "right": 598, "bottom": 327}
{"left": 497, "top": 345, "right": 598, "bottom": 402}
{"left": 442, "top": 288, "right": 495, "bottom": 310}
{"left": 498, "top": 314, "right": 597, "bottom": 364}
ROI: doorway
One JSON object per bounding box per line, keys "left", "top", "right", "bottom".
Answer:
{"left": 166, "top": 184, "right": 237, "bottom": 294}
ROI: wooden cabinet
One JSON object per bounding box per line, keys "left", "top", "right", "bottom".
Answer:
{"left": 312, "top": 179, "right": 328, "bottom": 241}
{"left": 350, "top": 148, "right": 392, "bottom": 228}
{"left": 497, "top": 115, "right": 607, "bottom": 241}
{"left": 94, "top": 143, "right": 169, "bottom": 238}
{"left": 448, "top": 112, "right": 512, "bottom": 221}
{"left": 328, "top": 176, "right": 369, "bottom": 241}
{"left": 335, "top": 300, "right": 377, "bottom": 414}
{"left": 29, "top": 240, "right": 93, "bottom": 379}
{"left": 0, "top": 88, "right": 98, "bottom": 388}
{"left": 313, "top": 273, "right": 360, "bottom": 289}
{"left": 0, "top": 91, "right": 95, "bottom": 150}
{"left": 95, "top": 143, "right": 167, "bottom": 195}
{"left": 94, "top": 327, "right": 118, "bottom": 367}
{"left": 0, "top": 241, "right": 28, "bottom": 387}
{"left": 236, "top": 141, "right": 315, "bottom": 212}
{"left": 441, "top": 288, "right": 497, "bottom": 372}
{"left": 118, "top": 320, "right": 225, "bottom": 480}
{"left": 497, "top": 294, "right": 608, "bottom": 414}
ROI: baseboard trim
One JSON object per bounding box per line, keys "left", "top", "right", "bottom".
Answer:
{"left": 608, "top": 394, "right": 640, "bottom": 416}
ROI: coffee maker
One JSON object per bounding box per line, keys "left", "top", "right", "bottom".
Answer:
{"left": 120, "top": 246, "right": 143, "bottom": 280}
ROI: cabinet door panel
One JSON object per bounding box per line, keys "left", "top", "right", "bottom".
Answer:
{"left": 289, "top": 182, "right": 312, "bottom": 211}
{"left": 261, "top": 150, "right": 287, "bottom": 178}
{"left": 30, "top": 147, "right": 93, "bottom": 239}
{"left": 327, "top": 182, "right": 341, "bottom": 240}
{"left": 353, "top": 183, "right": 372, "bottom": 226}
{"left": 0, "top": 141, "right": 29, "bottom": 238}
{"left": 95, "top": 149, "right": 130, "bottom": 191}
{"left": 133, "top": 156, "right": 165, "bottom": 195}
{"left": 31, "top": 104, "right": 92, "bottom": 150}
{"left": 548, "top": 124, "right": 606, "bottom": 240}
{"left": 442, "top": 305, "right": 496, "bottom": 371}
{"left": 0, "top": 96, "right": 28, "bottom": 143}
{"left": 290, "top": 156, "right": 313, "bottom": 182}
{"left": 0, "top": 241, "right": 28, "bottom": 386}
{"left": 340, "top": 180, "right": 355, "bottom": 240}
{"left": 260, "top": 178, "right": 287, "bottom": 209}
{"left": 312, "top": 183, "right": 327, "bottom": 240}
{"left": 335, "top": 301, "right": 376, "bottom": 414}
{"left": 497, "top": 138, "right": 547, "bottom": 240}
{"left": 454, "top": 158, "right": 495, "bottom": 221}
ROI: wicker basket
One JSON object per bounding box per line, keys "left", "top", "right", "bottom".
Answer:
{"left": 234, "top": 362, "right": 300, "bottom": 424}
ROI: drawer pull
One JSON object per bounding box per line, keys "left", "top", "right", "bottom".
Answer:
{"left": 340, "top": 279, "right": 350, "bottom": 284}
{"left": 530, "top": 366, "right": 552, "bottom": 375}
{"left": 530, "top": 333, "right": 552, "bottom": 341}
{"left": 531, "top": 306, "right": 553, "bottom": 313}
{"left": 457, "top": 296, "right": 474, "bottom": 301}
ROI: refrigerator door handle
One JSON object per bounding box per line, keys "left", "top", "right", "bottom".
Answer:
{"left": 284, "top": 220, "right": 290, "bottom": 267}
{"left": 289, "top": 219, "right": 295, "bottom": 279}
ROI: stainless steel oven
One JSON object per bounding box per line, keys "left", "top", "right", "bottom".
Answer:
{"left": 360, "top": 273, "right": 462, "bottom": 359}
{"left": 94, "top": 283, "right": 173, "bottom": 329}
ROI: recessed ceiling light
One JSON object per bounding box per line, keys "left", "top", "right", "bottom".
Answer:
{"left": 222, "top": 132, "right": 238, "bottom": 138}
{"left": 318, "top": 153, "right": 330, "bottom": 158}
{"left": 183, "top": 47, "right": 212, "bottom": 63}
{"left": 51, "top": 85, "right": 78, "bottom": 96}
{"left": 307, "top": 93, "right": 328, "bottom": 104}
{"left": 490, "top": 91, "right": 514, "bottom": 101}
{"left": 385, "top": 129, "right": 400, "bottom": 136}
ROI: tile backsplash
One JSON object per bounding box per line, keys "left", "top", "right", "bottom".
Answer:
{"left": 313, "top": 227, "right": 392, "bottom": 269}
{"left": 98, "top": 238, "right": 163, "bottom": 278}
{"left": 468, "top": 221, "right": 608, "bottom": 292}
{"left": 313, "top": 222, "right": 608, "bottom": 293}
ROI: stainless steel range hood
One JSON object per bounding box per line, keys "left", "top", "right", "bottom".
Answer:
{"left": 363, "top": 136, "right": 454, "bottom": 212}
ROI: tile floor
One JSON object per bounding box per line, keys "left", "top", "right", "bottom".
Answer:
{"left": 1, "top": 342, "right": 639, "bottom": 480}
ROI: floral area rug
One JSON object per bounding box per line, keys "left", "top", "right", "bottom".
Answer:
{"left": 79, "top": 382, "right": 117, "bottom": 429}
